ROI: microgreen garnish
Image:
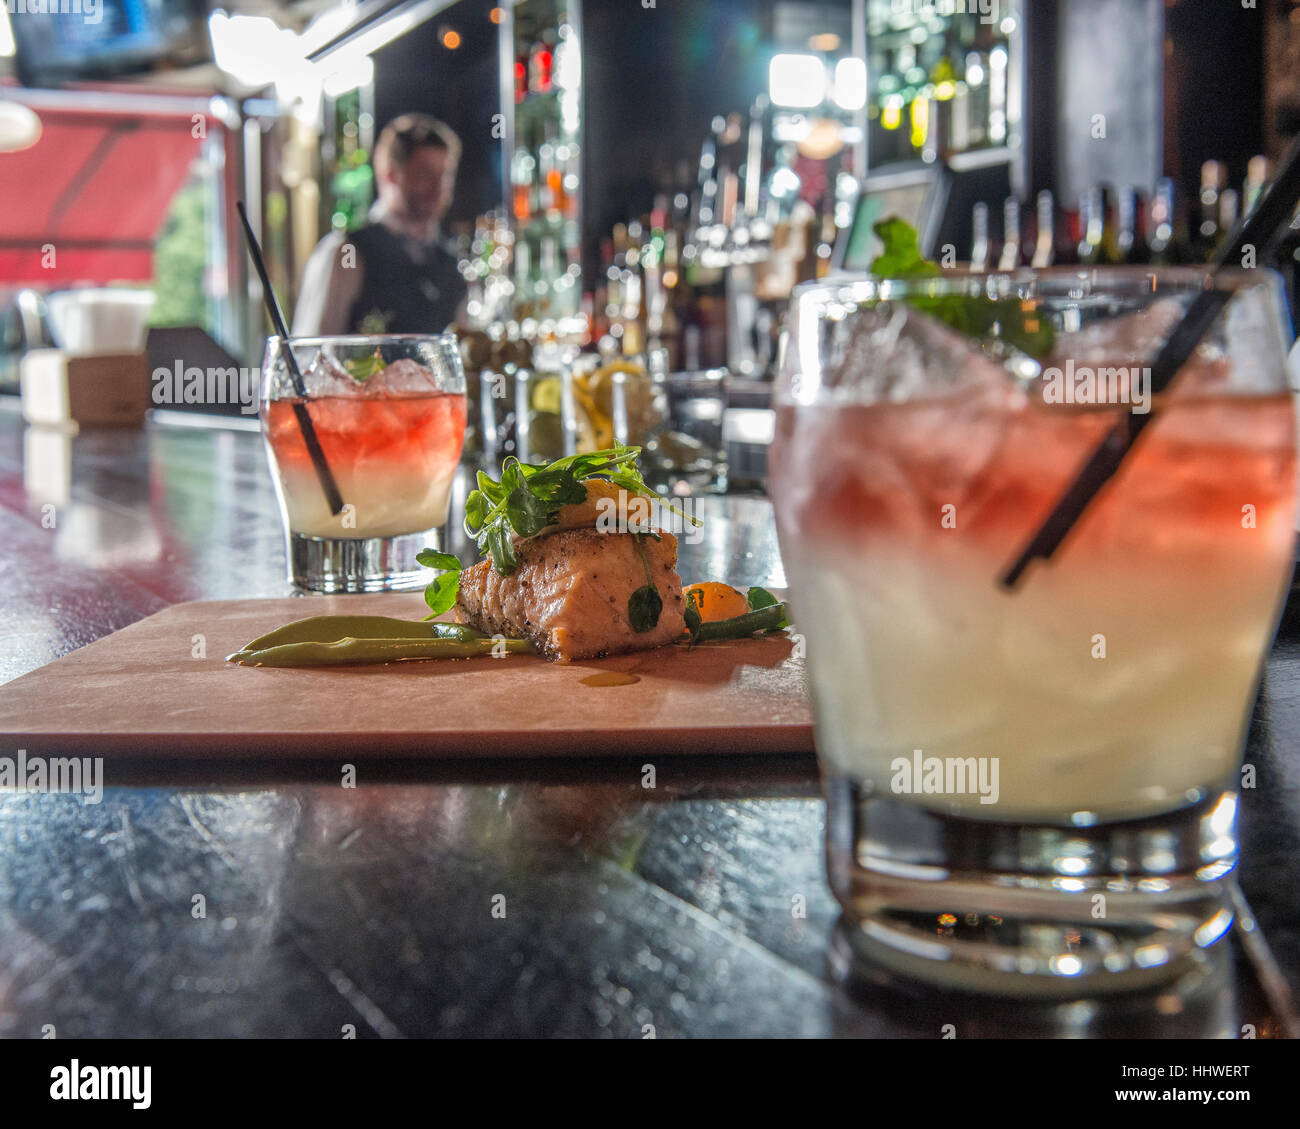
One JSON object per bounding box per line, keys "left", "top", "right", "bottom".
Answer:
{"left": 870, "top": 217, "right": 1055, "bottom": 358}
{"left": 464, "top": 444, "right": 700, "bottom": 576}
{"left": 417, "top": 549, "right": 462, "bottom": 617}
{"left": 345, "top": 347, "right": 385, "bottom": 382}
{"left": 627, "top": 533, "right": 663, "bottom": 633}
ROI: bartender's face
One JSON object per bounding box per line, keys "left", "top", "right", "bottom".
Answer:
{"left": 384, "top": 144, "right": 456, "bottom": 226}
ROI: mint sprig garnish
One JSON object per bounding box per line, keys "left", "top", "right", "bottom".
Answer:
{"left": 464, "top": 444, "right": 700, "bottom": 576}
{"left": 345, "top": 348, "right": 385, "bottom": 382}
{"left": 869, "top": 217, "right": 1055, "bottom": 358}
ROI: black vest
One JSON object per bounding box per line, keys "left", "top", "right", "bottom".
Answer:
{"left": 343, "top": 223, "right": 467, "bottom": 335}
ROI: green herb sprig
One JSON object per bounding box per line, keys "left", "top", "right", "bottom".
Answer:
{"left": 417, "top": 549, "right": 462, "bottom": 617}
{"left": 627, "top": 533, "right": 663, "bottom": 633}
{"left": 464, "top": 444, "right": 700, "bottom": 577}
{"left": 345, "top": 347, "right": 386, "bottom": 382}
{"left": 870, "top": 216, "right": 1055, "bottom": 358}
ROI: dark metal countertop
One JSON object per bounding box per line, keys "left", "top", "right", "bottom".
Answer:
{"left": 0, "top": 404, "right": 1296, "bottom": 1038}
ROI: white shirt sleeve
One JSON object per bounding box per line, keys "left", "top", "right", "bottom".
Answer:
{"left": 291, "top": 232, "right": 365, "bottom": 336}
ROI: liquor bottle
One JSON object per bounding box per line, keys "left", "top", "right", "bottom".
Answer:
{"left": 1196, "top": 160, "right": 1226, "bottom": 262}
{"left": 997, "top": 196, "right": 1021, "bottom": 271}
{"left": 659, "top": 246, "right": 683, "bottom": 372}
{"left": 562, "top": 141, "right": 580, "bottom": 219}
{"left": 626, "top": 220, "right": 643, "bottom": 271}
{"left": 1218, "top": 188, "right": 1239, "bottom": 244}
{"left": 528, "top": 31, "right": 554, "bottom": 95}
{"left": 612, "top": 223, "right": 629, "bottom": 270}
{"left": 510, "top": 148, "right": 534, "bottom": 224}
{"left": 1030, "top": 190, "right": 1055, "bottom": 267}
{"left": 604, "top": 233, "right": 623, "bottom": 341}
{"left": 515, "top": 50, "right": 528, "bottom": 105}
{"left": 537, "top": 138, "right": 557, "bottom": 215}
{"left": 694, "top": 130, "right": 720, "bottom": 230}
{"left": 1076, "top": 188, "right": 1099, "bottom": 264}
{"left": 970, "top": 201, "right": 991, "bottom": 271}
{"left": 1116, "top": 186, "right": 1148, "bottom": 264}
{"left": 1076, "top": 186, "right": 1112, "bottom": 265}
{"left": 622, "top": 264, "right": 647, "bottom": 358}
{"left": 816, "top": 212, "right": 836, "bottom": 279}
{"left": 743, "top": 97, "right": 766, "bottom": 221}
{"left": 589, "top": 284, "right": 608, "bottom": 342}
{"left": 950, "top": 52, "right": 973, "bottom": 154}
{"left": 1244, "top": 156, "right": 1270, "bottom": 215}
{"left": 1147, "top": 178, "right": 1177, "bottom": 263}
{"left": 964, "top": 51, "right": 989, "bottom": 149}
{"left": 925, "top": 42, "right": 958, "bottom": 163}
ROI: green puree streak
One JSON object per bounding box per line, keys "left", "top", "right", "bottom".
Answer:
{"left": 226, "top": 615, "right": 533, "bottom": 668}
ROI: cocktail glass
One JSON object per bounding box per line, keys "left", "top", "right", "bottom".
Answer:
{"left": 261, "top": 334, "right": 467, "bottom": 592}
{"left": 770, "top": 268, "right": 1298, "bottom": 995}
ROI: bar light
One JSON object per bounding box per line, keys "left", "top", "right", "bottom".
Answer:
{"left": 0, "top": 6, "right": 14, "bottom": 57}
{"left": 769, "top": 54, "right": 826, "bottom": 109}
{"left": 833, "top": 58, "right": 867, "bottom": 112}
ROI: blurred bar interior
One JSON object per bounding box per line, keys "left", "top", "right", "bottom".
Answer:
{"left": 0, "top": 0, "right": 1297, "bottom": 487}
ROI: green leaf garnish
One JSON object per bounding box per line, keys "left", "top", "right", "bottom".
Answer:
{"left": 416, "top": 550, "right": 462, "bottom": 572}
{"left": 345, "top": 348, "right": 385, "bottom": 382}
{"left": 628, "top": 586, "right": 664, "bottom": 633}
{"left": 747, "top": 586, "right": 779, "bottom": 611}
{"left": 869, "top": 217, "right": 1055, "bottom": 358}
{"left": 464, "top": 444, "right": 700, "bottom": 576}
{"left": 627, "top": 532, "right": 663, "bottom": 633}
{"left": 870, "top": 216, "right": 941, "bottom": 281}
{"left": 418, "top": 548, "right": 462, "bottom": 618}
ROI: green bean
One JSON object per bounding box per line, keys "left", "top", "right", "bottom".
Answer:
{"left": 691, "top": 603, "right": 790, "bottom": 643}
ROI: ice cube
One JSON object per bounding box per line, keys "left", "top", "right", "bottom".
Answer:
{"left": 367, "top": 358, "right": 441, "bottom": 398}
{"left": 812, "top": 303, "right": 1024, "bottom": 521}
{"left": 824, "top": 301, "right": 1015, "bottom": 407}
{"left": 1048, "top": 297, "right": 1185, "bottom": 369}
{"left": 301, "top": 349, "right": 363, "bottom": 398}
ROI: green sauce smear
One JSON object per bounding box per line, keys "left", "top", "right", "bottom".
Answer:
{"left": 226, "top": 615, "right": 532, "bottom": 668}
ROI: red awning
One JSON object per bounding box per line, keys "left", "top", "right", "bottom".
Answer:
{"left": 0, "top": 102, "right": 205, "bottom": 284}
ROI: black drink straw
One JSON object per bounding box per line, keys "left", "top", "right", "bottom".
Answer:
{"left": 1001, "top": 133, "right": 1300, "bottom": 587}
{"left": 236, "top": 202, "right": 345, "bottom": 517}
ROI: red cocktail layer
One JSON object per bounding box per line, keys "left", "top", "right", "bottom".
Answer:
{"left": 265, "top": 393, "right": 467, "bottom": 475}
{"left": 775, "top": 392, "right": 1297, "bottom": 565}
{"left": 264, "top": 393, "right": 467, "bottom": 538}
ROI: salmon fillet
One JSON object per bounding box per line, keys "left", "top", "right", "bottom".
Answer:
{"left": 455, "top": 528, "right": 687, "bottom": 662}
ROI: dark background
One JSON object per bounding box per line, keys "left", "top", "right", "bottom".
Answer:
{"left": 371, "top": 0, "right": 1271, "bottom": 243}
{"left": 373, "top": 0, "right": 779, "bottom": 237}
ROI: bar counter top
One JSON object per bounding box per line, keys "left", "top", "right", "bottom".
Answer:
{"left": 1, "top": 404, "right": 1297, "bottom": 1038}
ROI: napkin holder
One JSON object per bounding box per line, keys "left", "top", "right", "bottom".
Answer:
{"left": 20, "top": 348, "right": 151, "bottom": 429}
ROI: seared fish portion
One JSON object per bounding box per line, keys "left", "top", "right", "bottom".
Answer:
{"left": 456, "top": 527, "right": 687, "bottom": 662}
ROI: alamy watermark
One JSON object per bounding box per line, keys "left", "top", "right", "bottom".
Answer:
{"left": 50, "top": 1060, "right": 150, "bottom": 1109}
{"left": 5, "top": 0, "right": 103, "bottom": 24}
{"left": 891, "top": 748, "right": 999, "bottom": 805}
{"left": 0, "top": 749, "right": 103, "bottom": 804}
{"left": 593, "top": 488, "right": 705, "bottom": 545}
{"left": 152, "top": 363, "right": 260, "bottom": 415}
{"left": 889, "top": 0, "right": 999, "bottom": 25}
{"left": 1041, "top": 360, "right": 1152, "bottom": 415}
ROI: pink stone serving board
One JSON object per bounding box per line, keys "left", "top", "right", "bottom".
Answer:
{"left": 0, "top": 594, "right": 813, "bottom": 758}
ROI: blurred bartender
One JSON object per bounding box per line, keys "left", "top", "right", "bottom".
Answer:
{"left": 293, "top": 114, "right": 467, "bottom": 335}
